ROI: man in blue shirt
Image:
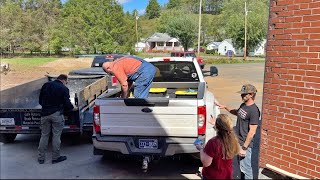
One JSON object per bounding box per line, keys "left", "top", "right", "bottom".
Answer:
{"left": 38, "top": 74, "right": 77, "bottom": 164}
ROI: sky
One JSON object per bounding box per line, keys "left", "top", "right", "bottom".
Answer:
{"left": 61, "top": 0, "right": 169, "bottom": 15}
{"left": 120, "top": 0, "right": 169, "bottom": 15}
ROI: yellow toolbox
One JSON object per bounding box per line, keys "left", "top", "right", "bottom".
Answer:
{"left": 175, "top": 89, "right": 198, "bottom": 95}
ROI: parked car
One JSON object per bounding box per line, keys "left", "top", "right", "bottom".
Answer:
{"left": 193, "top": 47, "right": 205, "bottom": 53}
{"left": 170, "top": 51, "right": 205, "bottom": 69}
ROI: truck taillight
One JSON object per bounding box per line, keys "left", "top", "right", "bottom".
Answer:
{"left": 197, "top": 106, "right": 206, "bottom": 135}
{"left": 163, "top": 58, "right": 170, "bottom": 62}
{"left": 111, "top": 76, "right": 118, "bottom": 86}
{"left": 93, "top": 105, "right": 101, "bottom": 134}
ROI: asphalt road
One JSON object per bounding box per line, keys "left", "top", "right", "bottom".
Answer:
{"left": 0, "top": 62, "right": 266, "bottom": 179}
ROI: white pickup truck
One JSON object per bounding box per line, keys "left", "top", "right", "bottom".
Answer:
{"left": 92, "top": 57, "right": 220, "bottom": 171}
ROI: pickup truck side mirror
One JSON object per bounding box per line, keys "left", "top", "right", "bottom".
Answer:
{"left": 210, "top": 66, "right": 218, "bottom": 77}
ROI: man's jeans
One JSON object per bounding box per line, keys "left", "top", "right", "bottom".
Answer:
{"left": 127, "top": 61, "right": 156, "bottom": 98}
{"left": 38, "top": 111, "right": 64, "bottom": 161}
{"left": 240, "top": 147, "right": 253, "bottom": 179}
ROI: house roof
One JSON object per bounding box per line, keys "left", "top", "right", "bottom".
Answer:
{"left": 208, "top": 42, "right": 222, "bottom": 46}
{"left": 145, "top": 33, "right": 175, "bottom": 42}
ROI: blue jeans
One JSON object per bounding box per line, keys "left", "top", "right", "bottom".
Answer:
{"left": 240, "top": 147, "right": 253, "bottom": 179}
{"left": 127, "top": 61, "right": 156, "bottom": 98}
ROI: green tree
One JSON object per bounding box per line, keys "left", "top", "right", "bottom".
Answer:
{"left": 163, "top": 15, "right": 197, "bottom": 50}
{"left": 166, "top": 0, "right": 181, "bottom": 9}
{"left": 0, "top": 1, "right": 24, "bottom": 54}
{"left": 203, "top": 0, "right": 224, "bottom": 15}
{"left": 17, "top": 0, "right": 62, "bottom": 54}
{"left": 61, "top": 0, "right": 135, "bottom": 55}
{"left": 221, "top": 0, "right": 268, "bottom": 53}
{"left": 145, "top": 0, "right": 161, "bottom": 19}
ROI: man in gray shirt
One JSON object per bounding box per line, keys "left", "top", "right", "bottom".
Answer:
{"left": 215, "top": 84, "right": 260, "bottom": 179}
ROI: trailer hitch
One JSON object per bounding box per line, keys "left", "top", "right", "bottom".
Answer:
{"left": 142, "top": 156, "right": 150, "bottom": 172}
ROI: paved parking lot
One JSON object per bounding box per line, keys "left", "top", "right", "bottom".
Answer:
{"left": 1, "top": 62, "right": 267, "bottom": 179}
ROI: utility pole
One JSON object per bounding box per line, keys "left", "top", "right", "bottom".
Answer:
{"left": 244, "top": 1, "right": 248, "bottom": 61}
{"left": 197, "top": 0, "right": 202, "bottom": 56}
{"left": 135, "top": 11, "right": 139, "bottom": 45}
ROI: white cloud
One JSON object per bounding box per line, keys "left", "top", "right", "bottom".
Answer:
{"left": 138, "top": 9, "right": 146, "bottom": 15}
{"left": 116, "top": 0, "right": 132, "bottom": 4}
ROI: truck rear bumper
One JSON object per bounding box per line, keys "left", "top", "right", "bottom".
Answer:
{"left": 93, "top": 134, "right": 203, "bottom": 156}
{"left": 0, "top": 126, "right": 81, "bottom": 134}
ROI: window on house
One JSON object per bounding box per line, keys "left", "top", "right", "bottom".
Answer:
{"left": 224, "top": 46, "right": 227, "bottom": 52}
{"left": 157, "top": 42, "right": 164, "bottom": 46}
{"left": 166, "top": 42, "right": 173, "bottom": 46}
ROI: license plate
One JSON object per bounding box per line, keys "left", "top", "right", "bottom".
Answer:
{"left": 0, "top": 118, "right": 15, "bottom": 125}
{"left": 139, "top": 139, "right": 158, "bottom": 149}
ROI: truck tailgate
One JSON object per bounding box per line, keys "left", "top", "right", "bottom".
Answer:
{"left": 98, "top": 98, "right": 198, "bottom": 137}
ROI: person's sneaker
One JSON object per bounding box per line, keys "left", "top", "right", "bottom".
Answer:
{"left": 38, "top": 159, "right": 45, "bottom": 164}
{"left": 52, "top": 156, "right": 67, "bottom": 164}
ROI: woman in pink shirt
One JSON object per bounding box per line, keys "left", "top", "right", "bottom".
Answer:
{"left": 102, "top": 56, "right": 156, "bottom": 98}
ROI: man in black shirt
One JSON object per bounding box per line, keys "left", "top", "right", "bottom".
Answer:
{"left": 215, "top": 84, "right": 260, "bottom": 179}
{"left": 38, "top": 74, "right": 77, "bottom": 164}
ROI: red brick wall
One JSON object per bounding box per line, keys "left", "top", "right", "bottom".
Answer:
{"left": 261, "top": 0, "right": 320, "bottom": 178}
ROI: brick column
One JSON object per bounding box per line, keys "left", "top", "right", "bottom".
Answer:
{"left": 261, "top": 0, "right": 320, "bottom": 178}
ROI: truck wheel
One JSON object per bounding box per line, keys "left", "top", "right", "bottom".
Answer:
{"left": 0, "top": 133, "right": 17, "bottom": 143}
{"left": 83, "top": 131, "right": 93, "bottom": 143}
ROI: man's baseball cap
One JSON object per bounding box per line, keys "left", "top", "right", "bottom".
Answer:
{"left": 237, "top": 84, "right": 257, "bottom": 94}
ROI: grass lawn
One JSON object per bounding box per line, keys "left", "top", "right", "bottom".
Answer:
{"left": 1, "top": 58, "right": 58, "bottom": 69}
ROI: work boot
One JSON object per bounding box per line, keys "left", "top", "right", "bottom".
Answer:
{"left": 52, "top": 156, "right": 67, "bottom": 164}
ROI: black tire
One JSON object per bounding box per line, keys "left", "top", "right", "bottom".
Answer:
{"left": 0, "top": 133, "right": 17, "bottom": 143}
{"left": 83, "top": 131, "right": 93, "bottom": 143}
{"left": 210, "top": 66, "right": 218, "bottom": 76}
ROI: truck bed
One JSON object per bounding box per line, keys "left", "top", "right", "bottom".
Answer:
{"left": 97, "top": 82, "right": 205, "bottom": 137}
{"left": 0, "top": 75, "right": 108, "bottom": 134}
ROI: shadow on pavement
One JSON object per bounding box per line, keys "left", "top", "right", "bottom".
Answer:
{"left": 99, "top": 154, "right": 202, "bottom": 179}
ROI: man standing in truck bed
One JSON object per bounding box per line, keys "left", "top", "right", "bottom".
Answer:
{"left": 38, "top": 74, "right": 78, "bottom": 164}
{"left": 102, "top": 56, "right": 156, "bottom": 98}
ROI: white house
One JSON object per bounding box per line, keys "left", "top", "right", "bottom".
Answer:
{"left": 252, "top": 39, "right": 266, "bottom": 56}
{"left": 134, "top": 41, "right": 146, "bottom": 52}
{"left": 145, "top": 33, "right": 183, "bottom": 52}
{"left": 218, "top": 39, "right": 236, "bottom": 55}
{"left": 206, "top": 42, "right": 221, "bottom": 51}
{"left": 207, "top": 38, "right": 266, "bottom": 56}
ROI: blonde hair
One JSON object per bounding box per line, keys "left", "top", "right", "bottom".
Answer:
{"left": 215, "top": 114, "right": 240, "bottom": 160}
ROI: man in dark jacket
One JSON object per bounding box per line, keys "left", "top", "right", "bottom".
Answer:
{"left": 38, "top": 74, "right": 77, "bottom": 164}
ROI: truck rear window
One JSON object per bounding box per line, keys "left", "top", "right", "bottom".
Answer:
{"left": 91, "top": 55, "right": 124, "bottom": 67}
{"left": 151, "top": 62, "right": 199, "bottom": 82}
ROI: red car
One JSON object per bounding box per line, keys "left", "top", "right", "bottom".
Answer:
{"left": 171, "top": 51, "right": 205, "bottom": 69}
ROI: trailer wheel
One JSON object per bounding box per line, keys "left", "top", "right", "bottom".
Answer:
{"left": 0, "top": 133, "right": 17, "bottom": 143}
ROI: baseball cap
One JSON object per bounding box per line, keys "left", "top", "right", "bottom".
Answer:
{"left": 237, "top": 84, "right": 257, "bottom": 94}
